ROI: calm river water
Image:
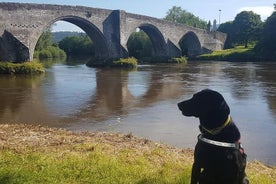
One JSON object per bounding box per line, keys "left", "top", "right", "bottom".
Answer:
{"left": 0, "top": 60, "right": 275, "bottom": 165}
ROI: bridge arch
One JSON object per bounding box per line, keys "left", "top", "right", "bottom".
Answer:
{"left": 139, "top": 24, "right": 167, "bottom": 58}
{"left": 179, "top": 31, "right": 202, "bottom": 57}
{"left": 126, "top": 23, "right": 167, "bottom": 58}
{"left": 33, "top": 15, "right": 110, "bottom": 61}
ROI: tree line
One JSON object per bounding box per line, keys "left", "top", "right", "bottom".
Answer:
{"left": 218, "top": 9, "right": 276, "bottom": 60}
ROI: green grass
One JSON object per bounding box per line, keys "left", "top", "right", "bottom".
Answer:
{"left": 0, "top": 145, "right": 191, "bottom": 184}
{"left": 198, "top": 46, "right": 257, "bottom": 61}
{"left": 0, "top": 61, "right": 45, "bottom": 74}
{"left": 1, "top": 145, "right": 275, "bottom": 184}
{"left": 0, "top": 124, "right": 275, "bottom": 184}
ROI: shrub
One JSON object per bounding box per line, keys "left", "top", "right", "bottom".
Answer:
{"left": 58, "top": 49, "right": 66, "bottom": 58}
{"left": 34, "top": 46, "right": 66, "bottom": 59}
{"left": 47, "top": 46, "right": 60, "bottom": 58}
{"left": 0, "top": 61, "right": 45, "bottom": 74}
{"left": 38, "top": 50, "right": 52, "bottom": 59}
{"left": 112, "top": 57, "right": 138, "bottom": 68}
{"left": 168, "top": 56, "right": 187, "bottom": 64}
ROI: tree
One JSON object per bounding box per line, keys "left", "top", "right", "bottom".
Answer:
{"left": 207, "top": 21, "right": 211, "bottom": 32}
{"left": 217, "top": 21, "right": 235, "bottom": 48}
{"left": 59, "top": 34, "right": 94, "bottom": 56}
{"left": 164, "top": 6, "right": 207, "bottom": 29}
{"left": 127, "top": 31, "right": 152, "bottom": 59}
{"left": 255, "top": 12, "right": 276, "bottom": 59}
{"left": 232, "top": 11, "right": 263, "bottom": 47}
{"left": 34, "top": 29, "right": 66, "bottom": 59}
{"left": 35, "top": 29, "right": 53, "bottom": 51}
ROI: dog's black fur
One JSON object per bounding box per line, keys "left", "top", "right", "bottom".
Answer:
{"left": 178, "top": 89, "right": 248, "bottom": 184}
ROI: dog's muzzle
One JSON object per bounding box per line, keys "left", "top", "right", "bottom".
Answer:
{"left": 178, "top": 98, "right": 196, "bottom": 117}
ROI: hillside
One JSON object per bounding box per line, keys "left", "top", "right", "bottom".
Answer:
{"left": 52, "top": 31, "right": 86, "bottom": 43}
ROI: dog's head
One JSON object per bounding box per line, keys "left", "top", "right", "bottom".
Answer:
{"left": 178, "top": 89, "right": 230, "bottom": 129}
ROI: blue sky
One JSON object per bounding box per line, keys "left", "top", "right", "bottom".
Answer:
{"left": 2, "top": 0, "right": 275, "bottom": 32}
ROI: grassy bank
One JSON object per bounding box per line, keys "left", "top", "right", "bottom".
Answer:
{"left": 0, "top": 124, "right": 275, "bottom": 184}
{"left": 0, "top": 61, "right": 45, "bottom": 75}
{"left": 198, "top": 46, "right": 259, "bottom": 61}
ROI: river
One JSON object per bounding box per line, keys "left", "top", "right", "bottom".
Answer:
{"left": 0, "top": 60, "right": 275, "bottom": 165}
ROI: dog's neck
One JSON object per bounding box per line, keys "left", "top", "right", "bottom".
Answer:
{"left": 200, "top": 115, "right": 231, "bottom": 135}
{"left": 199, "top": 116, "right": 241, "bottom": 143}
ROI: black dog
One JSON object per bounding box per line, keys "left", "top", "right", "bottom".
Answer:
{"left": 178, "top": 89, "right": 248, "bottom": 184}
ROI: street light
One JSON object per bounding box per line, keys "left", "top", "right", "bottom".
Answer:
{"left": 219, "top": 9, "right": 221, "bottom": 25}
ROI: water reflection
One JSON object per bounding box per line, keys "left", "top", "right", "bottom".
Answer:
{"left": 61, "top": 66, "right": 184, "bottom": 123}
{"left": 0, "top": 74, "right": 52, "bottom": 123}
{"left": 0, "top": 60, "right": 275, "bottom": 165}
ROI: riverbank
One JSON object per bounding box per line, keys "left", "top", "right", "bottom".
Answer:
{"left": 0, "top": 124, "right": 275, "bottom": 183}
{"left": 197, "top": 46, "right": 270, "bottom": 62}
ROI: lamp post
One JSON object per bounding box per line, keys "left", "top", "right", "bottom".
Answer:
{"left": 219, "top": 9, "right": 221, "bottom": 25}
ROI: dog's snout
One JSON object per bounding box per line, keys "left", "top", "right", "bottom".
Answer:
{"left": 177, "top": 101, "right": 185, "bottom": 111}
{"left": 178, "top": 99, "right": 195, "bottom": 117}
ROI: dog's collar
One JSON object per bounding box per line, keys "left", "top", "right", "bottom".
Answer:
{"left": 201, "top": 115, "right": 231, "bottom": 135}
{"left": 198, "top": 134, "right": 238, "bottom": 148}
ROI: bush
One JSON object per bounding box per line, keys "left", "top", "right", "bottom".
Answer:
{"left": 47, "top": 46, "right": 60, "bottom": 58}
{"left": 0, "top": 61, "right": 45, "bottom": 74}
{"left": 112, "top": 57, "right": 138, "bottom": 68}
{"left": 38, "top": 50, "right": 52, "bottom": 59}
{"left": 58, "top": 49, "right": 66, "bottom": 58}
{"left": 34, "top": 46, "right": 66, "bottom": 60}
{"left": 168, "top": 56, "right": 187, "bottom": 64}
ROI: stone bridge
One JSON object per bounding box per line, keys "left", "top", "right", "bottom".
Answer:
{"left": 0, "top": 2, "right": 226, "bottom": 62}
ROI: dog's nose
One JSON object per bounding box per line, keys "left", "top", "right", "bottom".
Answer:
{"left": 177, "top": 101, "right": 185, "bottom": 111}
{"left": 178, "top": 98, "right": 198, "bottom": 117}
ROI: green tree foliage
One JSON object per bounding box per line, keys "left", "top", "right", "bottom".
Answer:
{"left": 164, "top": 6, "right": 207, "bottom": 29}
{"left": 232, "top": 11, "right": 263, "bottom": 48}
{"left": 35, "top": 30, "right": 53, "bottom": 51}
{"left": 255, "top": 12, "right": 276, "bottom": 58}
{"left": 127, "top": 31, "right": 153, "bottom": 59}
{"left": 217, "top": 21, "right": 235, "bottom": 48}
{"left": 59, "top": 35, "right": 95, "bottom": 56}
{"left": 34, "top": 30, "right": 66, "bottom": 59}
